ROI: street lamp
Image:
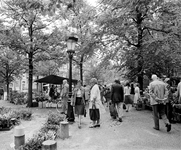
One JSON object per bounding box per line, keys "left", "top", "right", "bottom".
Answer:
{"left": 66, "top": 35, "right": 78, "bottom": 122}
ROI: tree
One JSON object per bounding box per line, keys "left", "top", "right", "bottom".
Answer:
{"left": 0, "top": 47, "right": 24, "bottom": 100}
{"left": 96, "top": 0, "right": 181, "bottom": 91}
{"left": 47, "top": 0, "right": 103, "bottom": 84}
{"left": 0, "top": 0, "right": 61, "bottom": 107}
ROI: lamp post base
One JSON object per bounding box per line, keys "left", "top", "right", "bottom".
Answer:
{"left": 66, "top": 102, "right": 75, "bottom": 122}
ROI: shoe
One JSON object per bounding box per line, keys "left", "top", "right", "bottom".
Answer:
{"left": 78, "top": 125, "right": 81, "bottom": 129}
{"left": 166, "top": 124, "right": 171, "bottom": 132}
{"left": 118, "top": 118, "right": 122, "bottom": 122}
{"left": 153, "top": 127, "right": 159, "bottom": 130}
{"left": 89, "top": 125, "right": 96, "bottom": 128}
{"left": 61, "top": 112, "right": 65, "bottom": 114}
{"left": 95, "top": 124, "right": 100, "bottom": 127}
{"left": 126, "top": 110, "right": 128, "bottom": 112}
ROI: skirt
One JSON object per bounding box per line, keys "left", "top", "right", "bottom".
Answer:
{"left": 124, "top": 95, "right": 132, "bottom": 104}
{"left": 75, "top": 97, "right": 84, "bottom": 115}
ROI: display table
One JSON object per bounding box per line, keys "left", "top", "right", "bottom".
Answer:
{"left": 173, "top": 104, "right": 181, "bottom": 123}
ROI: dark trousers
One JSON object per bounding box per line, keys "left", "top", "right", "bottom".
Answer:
{"left": 152, "top": 104, "right": 169, "bottom": 129}
{"left": 165, "top": 102, "right": 172, "bottom": 122}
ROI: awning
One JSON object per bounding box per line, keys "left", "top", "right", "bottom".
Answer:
{"left": 34, "top": 75, "right": 77, "bottom": 85}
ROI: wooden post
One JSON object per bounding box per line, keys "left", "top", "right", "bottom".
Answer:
{"left": 42, "top": 140, "right": 57, "bottom": 150}
{"left": 60, "top": 121, "right": 69, "bottom": 139}
{"left": 14, "top": 126, "right": 25, "bottom": 149}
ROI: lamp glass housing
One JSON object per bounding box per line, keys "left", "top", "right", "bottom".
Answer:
{"left": 67, "top": 39, "right": 76, "bottom": 50}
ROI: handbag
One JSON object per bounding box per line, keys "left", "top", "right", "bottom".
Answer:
{"left": 123, "top": 103, "right": 126, "bottom": 110}
{"left": 84, "top": 109, "right": 87, "bottom": 117}
{"left": 89, "top": 104, "right": 100, "bottom": 121}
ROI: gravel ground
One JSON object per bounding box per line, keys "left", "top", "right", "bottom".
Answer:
{"left": 0, "top": 100, "right": 181, "bottom": 150}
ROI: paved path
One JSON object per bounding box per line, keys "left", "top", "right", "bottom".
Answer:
{"left": 0, "top": 100, "right": 181, "bottom": 150}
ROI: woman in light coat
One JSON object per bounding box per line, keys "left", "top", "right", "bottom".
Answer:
{"left": 89, "top": 78, "right": 105, "bottom": 128}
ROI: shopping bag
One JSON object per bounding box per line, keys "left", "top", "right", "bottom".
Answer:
{"left": 89, "top": 104, "right": 100, "bottom": 121}
{"left": 84, "top": 109, "right": 87, "bottom": 117}
{"left": 123, "top": 103, "right": 126, "bottom": 110}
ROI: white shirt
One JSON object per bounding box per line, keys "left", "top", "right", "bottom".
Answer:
{"left": 124, "top": 86, "right": 131, "bottom": 95}
{"left": 76, "top": 89, "right": 82, "bottom": 97}
{"left": 177, "top": 81, "right": 181, "bottom": 97}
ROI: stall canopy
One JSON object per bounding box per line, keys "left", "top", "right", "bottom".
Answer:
{"left": 34, "top": 75, "right": 77, "bottom": 85}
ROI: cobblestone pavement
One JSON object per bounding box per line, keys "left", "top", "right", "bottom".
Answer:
{"left": 0, "top": 100, "right": 181, "bottom": 150}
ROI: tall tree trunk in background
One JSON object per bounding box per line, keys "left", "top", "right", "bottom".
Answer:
{"left": 27, "top": 51, "right": 33, "bottom": 107}
{"left": 6, "top": 80, "right": 9, "bottom": 101}
{"left": 6, "top": 64, "right": 10, "bottom": 101}
{"left": 136, "top": 6, "right": 144, "bottom": 94}
{"left": 27, "top": 23, "right": 34, "bottom": 107}
{"left": 80, "top": 54, "right": 84, "bottom": 85}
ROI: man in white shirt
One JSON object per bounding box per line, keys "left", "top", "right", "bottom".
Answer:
{"left": 176, "top": 79, "right": 181, "bottom": 103}
{"left": 61, "top": 79, "right": 69, "bottom": 114}
{"left": 149, "top": 74, "right": 171, "bottom": 132}
{"left": 89, "top": 78, "right": 101, "bottom": 128}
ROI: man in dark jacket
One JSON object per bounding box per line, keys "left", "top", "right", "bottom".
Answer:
{"left": 111, "top": 79, "right": 124, "bottom": 122}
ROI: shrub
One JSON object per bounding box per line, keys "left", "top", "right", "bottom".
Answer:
{"left": 18, "top": 111, "right": 63, "bottom": 150}
{"left": 18, "top": 131, "right": 54, "bottom": 150}
{"left": 40, "top": 111, "right": 64, "bottom": 135}
{"left": 0, "top": 107, "right": 33, "bottom": 128}
{"left": 10, "top": 91, "right": 28, "bottom": 105}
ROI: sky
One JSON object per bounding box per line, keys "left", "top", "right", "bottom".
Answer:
{"left": 86, "top": 0, "right": 98, "bottom": 6}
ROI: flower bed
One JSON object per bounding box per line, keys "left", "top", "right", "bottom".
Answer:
{"left": 18, "top": 111, "right": 64, "bottom": 150}
{"left": 9, "top": 91, "right": 27, "bottom": 105}
{"left": 0, "top": 107, "right": 32, "bottom": 131}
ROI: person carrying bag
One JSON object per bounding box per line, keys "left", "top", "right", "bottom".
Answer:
{"left": 89, "top": 78, "right": 101, "bottom": 128}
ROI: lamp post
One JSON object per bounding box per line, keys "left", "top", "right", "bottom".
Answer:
{"left": 66, "top": 35, "right": 78, "bottom": 122}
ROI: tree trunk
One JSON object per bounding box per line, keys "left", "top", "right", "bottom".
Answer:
{"left": 80, "top": 54, "right": 84, "bottom": 85}
{"left": 136, "top": 7, "right": 144, "bottom": 94}
{"left": 27, "top": 52, "right": 33, "bottom": 107}
{"left": 6, "top": 80, "right": 9, "bottom": 101}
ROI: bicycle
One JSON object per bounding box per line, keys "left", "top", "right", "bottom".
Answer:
{"left": 56, "top": 98, "right": 62, "bottom": 113}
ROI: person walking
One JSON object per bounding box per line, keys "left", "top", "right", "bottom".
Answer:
{"left": 72, "top": 80, "right": 85, "bottom": 129}
{"left": 124, "top": 82, "right": 132, "bottom": 112}
{"left": 149, "top": 74, "right": 171, "bottom": 132}
{"left": 61, "top": 79, "right": 69, "bottom": 114}
{"left": 104, "top": 87, "right": 111, "bottom": 107}
{"left": 83, "top": 85, "right": 90, "bottom": 105}
{"left": 111, "top": 80, "right": 124, "bottom": 122}
{"left": 49, "top": 85, "right": 55, "bottom": 102}
{"left": 164, "top": 78, "right": 175, "bottom": 123}
{"left": 89, "top": 78, "right": 102, "bottom": 128}
{"left": 130, "top": 83, "right": 135, "bottom": 106}
{"left": 176, "top": 78, "right": 181, "bottom": 104}
{"left": 133, "top": 83, "right": 141, "bottom": 107}
{"left": 48, "top": 85, "right": 55, "bottom": 107}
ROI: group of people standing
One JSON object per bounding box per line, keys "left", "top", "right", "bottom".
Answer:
{"left": 47, "top": 75, "right": 175, "bottom": 133}
{"left": 69, "top": 78, "right": 142, "bottom": 128}
{"left": 108, "top": 80, "right": 141, "bottom": 122}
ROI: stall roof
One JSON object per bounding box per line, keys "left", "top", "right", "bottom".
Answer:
{"left": 34, "top": 75, "right": 77, "bottom": 85}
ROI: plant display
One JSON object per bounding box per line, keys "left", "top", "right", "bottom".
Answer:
{"left": 40, "top": 111, "right": 64, "bottom": 136}
{"left": 18, "top": 131, "right": 54, "bottom": 150}
{"left": 19, "top": 111, "right": 64, "bottom": 150}
{"left": 0, "top": 107, "right": 33, "bottom": 130}
{"left": 10, "top": 91, "right": 28, "bottom": 105}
